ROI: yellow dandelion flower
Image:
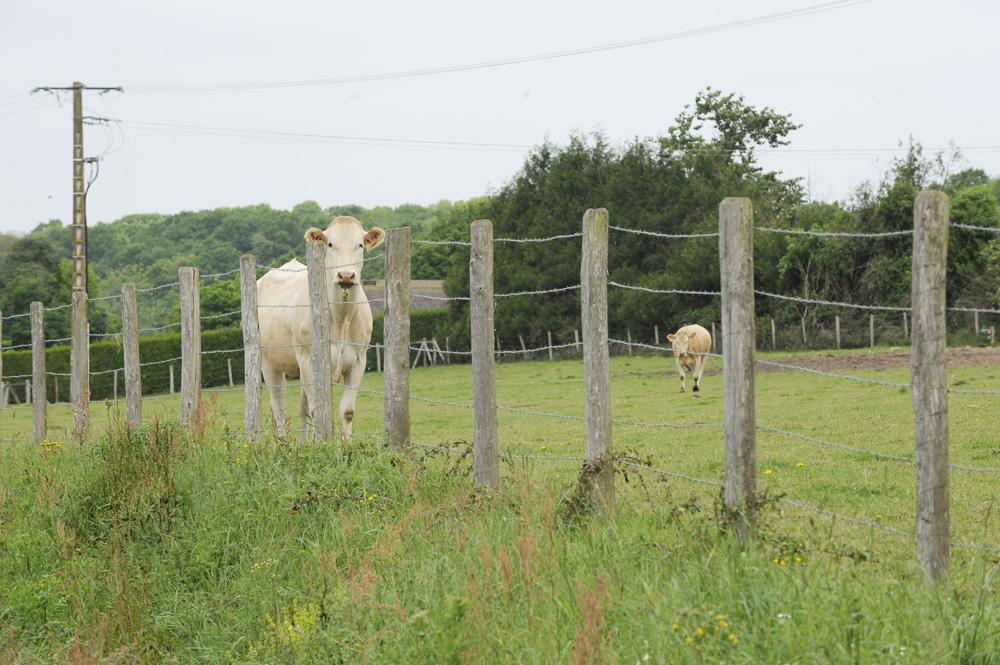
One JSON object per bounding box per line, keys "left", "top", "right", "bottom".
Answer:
{"left": 764, "top": 469, "right": 773, "bottom": 474}
{"left": 696, "top": 628, "right": 704, "bottom": 636}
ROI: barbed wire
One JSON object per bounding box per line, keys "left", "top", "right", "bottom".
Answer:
{"left": 200, "top": 267, "right": 241, "bottom": 280}
{"left": 258, "top": 252, "right": 385, "bottom": 272}
{"left": 755, "top": 290, "right": 910, "bottom": 312}
{"left": 412, "top": 239, "right": 471, "bottom": 247}
{"left": 495, "top": 232, "right": 583, "bottom": 243}
{"left": 496, "top": 284, "right": 581, "bottom": 299}
{"left": 201, "top": 310, "right": 241, "bottom": 321}
{"left": 1, "top": 312, "right": 31, "bottom": 321}
{"left": 755, "top": 358, "right": 911, "bottom": 388}
{"left": 43, "top": 303, "right": 73, "bottom": 313}
{"left": 412, "top": 293, "right": 469, "bottom": 302}
{"left": 139, "top": 322, "right": 183, "bottom": 333}
{"left": 137, "top": 282, "right": 180, "bottom": 294}
{"left": 497, "top": 341, "right": 581, "bottom": 356}
{"left": 755, "top": 227, "right": 914, "bottom": 237}
{"left": 951, "top": 223, "right": 1000, "bottom": 233}
{"left": 201, "top": 348, "right": 244, "bottom": 355}
{"left": 609, "top": 281, "right": 722, "bottom": 297}
{"left": 610, "top": 226, "right": 720, "bottom": 239}
{"left": 138, "top": 356, "right": 183, "bottom": 367}
{"left": 90, "top": 294, "right": 122, "bottom": 302}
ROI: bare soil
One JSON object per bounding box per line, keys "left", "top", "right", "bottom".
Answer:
{"left": 755, "top": 346, "right": 1000, "bottom": 374}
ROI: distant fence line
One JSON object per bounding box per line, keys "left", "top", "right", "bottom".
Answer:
{"left": 0, "top": 192, "right": 993, "bottom": 584}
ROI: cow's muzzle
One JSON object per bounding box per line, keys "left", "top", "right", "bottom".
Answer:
{"left": 336, "top": 270, "right": 358, "bottom": 288}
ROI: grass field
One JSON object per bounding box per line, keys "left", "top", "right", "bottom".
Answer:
{"left": 2, "top": 346, "right": 999, "bottom": 663}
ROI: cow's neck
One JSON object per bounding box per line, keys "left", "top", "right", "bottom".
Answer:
{"left": 328, "top": 280, "right": 360, "bottom": 336}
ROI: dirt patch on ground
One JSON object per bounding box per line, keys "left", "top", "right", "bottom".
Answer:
{"left": 756, "top": 346, "right": 1000, "bottom": 374}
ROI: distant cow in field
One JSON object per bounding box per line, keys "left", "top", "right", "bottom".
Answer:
{"left": 257, "top": 216, "right": 385, "bottom": 441}
{"left": 667, "top": 324, "right": 712, "bottom": 393}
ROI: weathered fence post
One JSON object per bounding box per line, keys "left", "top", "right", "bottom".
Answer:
{"left": 548, "top": 331, "right": 554, "bottom": 361}
{"left": 771, "top": 319, "right": 776, "bottom": 350}
{"left": 0, "top": 311, "right": 3, "bottom": 431}
{"left": 911, "top": 190, "right": 950, "bottom": 583}
{"left": 720, "top": 198, "right": 757, "bottom": 538}
{"left": 836, "top": 315, "right": 841, "bottom": 350}
{"left": 240, "top": 254, "right": 263, "bottom": 439}
{"left": 179, "top": 268, "right": 202, "bottom": 428}
{"left": 974, "top": 310, "right": 979, "bottom": 336}
{"left": 384, "top": 227, "right": 411, "bottom": 453}
{"left": 305, "top": 242, "right": 333, "bottom": 441}
{"left": 581, "top": 208, "right": 614, "bottom": 511}
{"left": 169, "top": 365, "right": 175, "bottom": 394}
{"left": 904, "top": 312, "right": 909, "bottom": 340}
{"left": 870, "top": 314, "right": 875, "bottom": 349}
{"left": 71, "top": 291, "right": 89, "bottom": 436}
{"left": 471, "top": 220, "right": 499, "bottom": 488}
{"left": 30, "top": 301, "right": 45, "bottom": 443}
{"left": 654, "top": 325, "right": 659, "bottom": 346}
{"left": 711, "top": 322, "right": 717, "bottom": 352}
{"left": 121, "top": 283, "right": 142, "bottom": 426}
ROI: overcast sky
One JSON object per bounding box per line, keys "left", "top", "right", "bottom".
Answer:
{"left": 2, "top": 0, "right": 998, "bottom": 236}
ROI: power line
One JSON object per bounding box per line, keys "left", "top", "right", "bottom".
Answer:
{"left": 124, "top": 0, "right": 872, "bottom": 93}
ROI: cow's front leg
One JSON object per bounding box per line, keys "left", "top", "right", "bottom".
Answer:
{"left": 338, "top": 350, "right": 366, "bottom": 442}
{"left": 676, "top": 358, "right": 687, "bottom": 393}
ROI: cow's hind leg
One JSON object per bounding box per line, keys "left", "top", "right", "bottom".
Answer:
{"left": 692, "top": 356, "right": 705, "bottom": 392}
{"left": 262, "top": 365, "right": 289, "bottom": 436}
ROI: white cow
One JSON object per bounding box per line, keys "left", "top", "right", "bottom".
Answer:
{"left": 666, "top": 324, "right": 712, "bottom": 393}
{"left": 257, "top": 216, "right": 385, "bottom": 441}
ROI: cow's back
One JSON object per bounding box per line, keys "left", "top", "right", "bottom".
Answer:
{"left": 680, "top": 324, "right": 711, "bottom": 355}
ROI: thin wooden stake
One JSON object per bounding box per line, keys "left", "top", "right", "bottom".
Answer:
{"left": 31, "top": 302, "right": 45, "bottom": 442}
{"left": 305, "top": 242, "right": 333, "bottom": 441}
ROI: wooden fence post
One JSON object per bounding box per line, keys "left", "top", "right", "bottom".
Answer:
{"left": 70, "top": 291, "right": 89, "bottom": 436}
{"left": 240, "top": 254, "right": 263, "bottom": 439}
{"left": 121, "top": 283, "right": 142, "bottom": 426}
{"left": 974, "top": 310, "right": 979, "bottom": 336}
{"left": 711, "top": 321, "right": 717, "bottom": 352}
{"left": 836, "top": 315, "right": 841, "bottom": 350}
{"left": 720, "top": 197, "right": 757, "bottom": 537}
{"left": 627, "top": 329, "right": 633, "bottom": 356}
{"left": 30, "top": 301, "right": 46, "bottom": 443}
{"left": 771, "top": 319, "right": 776, "bottom": 350}
{"left": 384, "top": 227, "right": 411, "bottom": 453}
{"left": 911, "top": 190, "right": 950, "bottom": 583}
{"left": 0, "top": 311, "right": 3, "bottom": 432}
{"left": 179, "top": 268, "right": 202, "bottom": 428}
{"left": 870, "top": 314, "right": 875, "bottom": 349}
{"left": 305, "top": 242, "right": 333, "bottom": 441}
{"left": 904, "top": 311, "right": 909, "bottom": 340}
{"left": 581, "top": 208, "right": 614, "bottom": 511}
{"left": 471, "top": 219, "right": 499, "bottom": 488}
{"left": 169, "top": 365, "right": 175, "bottom": 394}
{"left": 654, "top": 325, "right": 659, "bottom": 346}
{"left": 548, "top": 331, "right": 554, "bottom": 361}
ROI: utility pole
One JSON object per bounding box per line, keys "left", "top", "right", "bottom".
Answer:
{"left": 33, "top": 82, "right": 122, "bottom": 294}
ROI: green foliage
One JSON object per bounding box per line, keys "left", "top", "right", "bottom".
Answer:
{"left": 1, "top": 327, "right": 245, "bottom": 403}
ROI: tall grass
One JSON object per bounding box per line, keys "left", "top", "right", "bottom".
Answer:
{"left": 2, "top": 348, "right": 999, "bottom": 663}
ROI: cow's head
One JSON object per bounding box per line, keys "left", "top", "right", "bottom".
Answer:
{"left": 667, "top": 330, "right": 691, "bottom": 355}
{"left": 305, "top": 216, "right": 385, "bottom": 288}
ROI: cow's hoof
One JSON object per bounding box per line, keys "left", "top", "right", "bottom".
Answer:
{"left": 693, "top": 385, "right": 699, "bottom": 392}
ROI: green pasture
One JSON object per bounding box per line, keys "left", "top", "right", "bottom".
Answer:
{"left": 2, "top": 346, "right": 999, "bottom": 663}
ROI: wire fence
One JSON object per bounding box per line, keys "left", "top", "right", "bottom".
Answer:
{"left": 1, "top": 212, "right": 998, "bottom": 563}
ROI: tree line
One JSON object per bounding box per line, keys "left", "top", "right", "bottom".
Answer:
{"left": 2, "top": 88, "right": 999, "bottom": 351}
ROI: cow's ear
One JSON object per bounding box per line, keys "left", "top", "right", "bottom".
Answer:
{"left": 304, "top": 227, "right": 327, "bottom": 244}
{"left": 364, "top": 227, "right": 386, "bottom": 250}
{"left": 666, "top": 334, "right": 676, "bottom": 342}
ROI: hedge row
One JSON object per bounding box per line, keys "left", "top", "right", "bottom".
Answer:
{"left": 1, "top": 310, "right": 458, "bottom": 404}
